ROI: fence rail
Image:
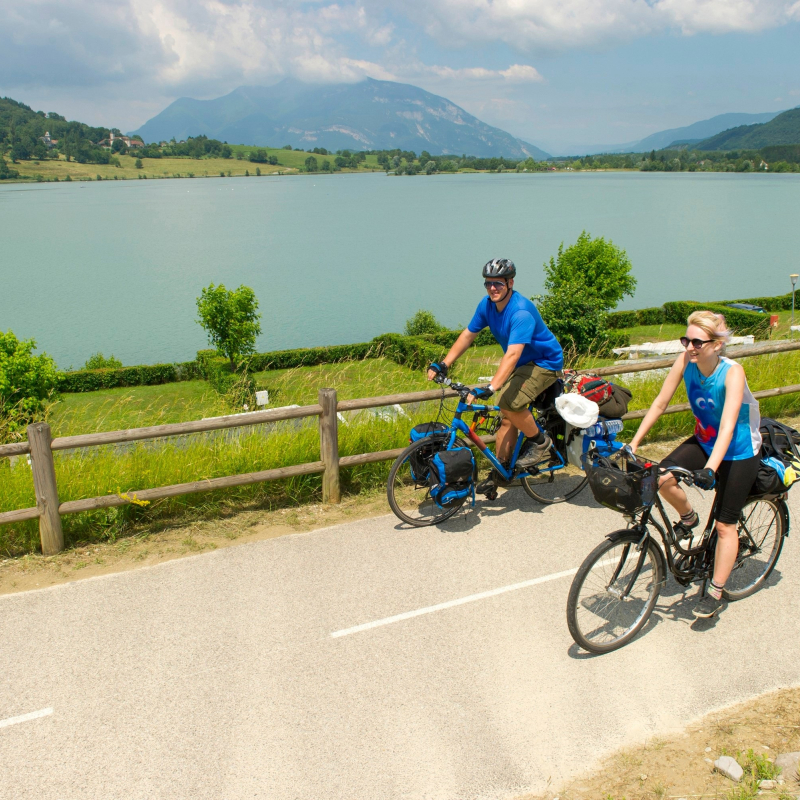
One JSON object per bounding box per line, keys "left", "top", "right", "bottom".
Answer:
{"left": 2, "top": 339, "right": 800, "bottom": 554}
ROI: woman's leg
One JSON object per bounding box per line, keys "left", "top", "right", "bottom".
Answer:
{"left": 711, "top": 521, "right": 739, "bottom": 589}
{"left": 657, "top": 438, "right": 707, "bottom": 517}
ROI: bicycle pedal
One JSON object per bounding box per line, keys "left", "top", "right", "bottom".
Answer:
{"left": 483, "top": 489, "right": 498, "bottom": 501}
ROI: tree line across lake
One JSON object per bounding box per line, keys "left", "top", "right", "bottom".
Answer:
{"left": 3, "top": 95, "right": 800, "bottom": 181}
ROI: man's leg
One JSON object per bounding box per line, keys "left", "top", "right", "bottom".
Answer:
{"left": 496, "top": 408, "right": 540, "bottom": 462}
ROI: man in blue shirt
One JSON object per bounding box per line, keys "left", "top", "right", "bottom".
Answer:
{"left": 428, "top": 259, "right": 564, "bottom": 486}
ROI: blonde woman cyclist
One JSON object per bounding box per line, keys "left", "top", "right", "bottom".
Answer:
{"left": 629, "top": 311, "right": 761, "bottom": 619}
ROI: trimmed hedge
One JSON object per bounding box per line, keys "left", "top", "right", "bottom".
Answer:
{"left": 59, "top": 362, "right": 198, "bottom": 393}
{"left": 716, "top": 292, "right": 794, "bottom": 312}
{"left": 246, "top": 341, "right": 380, "bottom": 372}
{"left": 371, "top": 333, "right": 448, "bottom": 371}
{"left": 662, "top": 301, "right": 770, "bottom": 339}
{"left": 607, "top": 306, "right": 666, "bottom": 329}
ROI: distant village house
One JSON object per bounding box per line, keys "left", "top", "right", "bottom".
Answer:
{"left": 39, "top": 131, "right": 58, "bottom": 148}
{"left": 98, "top": 132, "right": 144, "bottom": 149}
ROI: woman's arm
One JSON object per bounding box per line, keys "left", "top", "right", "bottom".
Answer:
{"left": 704, "top": 363, "right": 746, "bottom": 472}
{"left": 629, "top": 354, "right": 687, "bottom": 453}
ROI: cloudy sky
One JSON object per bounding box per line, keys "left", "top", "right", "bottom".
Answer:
{"left": 2, "top": 0, "right": 799, "bottom": 153}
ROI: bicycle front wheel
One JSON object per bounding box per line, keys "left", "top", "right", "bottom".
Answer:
{"left": 567, "top": 532, "right": 665, "bottom": 654}
{"left": 521, "top": 463, "right": 589, "bottom": 504}
{"left": 386, "top": 436, "right": 471, "bottom": 527}
{"left": 723, "top": 497, "right": 786, "bottom": 601}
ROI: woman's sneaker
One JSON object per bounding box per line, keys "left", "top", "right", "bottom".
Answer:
{"left": 516, "top": 435, "right": 552, "bottom": 469}
{"left": 674, "top": 512, "right": 699, "bottom": 540}
{"left": 693, "top": 593, "right": 723, "bottom": 619}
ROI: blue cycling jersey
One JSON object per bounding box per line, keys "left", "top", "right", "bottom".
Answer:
{"left": 468, "top": 291, "right": 563, "bottom": 371}
{"left": 685, "top": 357, "right": 761, "bottom": 461}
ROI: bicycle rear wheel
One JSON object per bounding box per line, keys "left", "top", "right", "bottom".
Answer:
{"left": 723, "top": 497, "right": 786, "bottom": 601}
{"left": 567, "top": 532, "right": 665, "bottom": 654}
{"left": 386, "top": 436, "right": 471, "bottom": 527}
{"left": 521, "top": 463, "right": 589, "bottom": 504}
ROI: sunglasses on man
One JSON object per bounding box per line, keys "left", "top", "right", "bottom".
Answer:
{"left": 680, "top": 336, "right": 713, "bottom": 349}
{"left": 484, "top": 280, "right": 507, "bottom": 290}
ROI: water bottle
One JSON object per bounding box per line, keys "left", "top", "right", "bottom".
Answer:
{"left": 583, "top": 419, "right": 624, "bottom": 438}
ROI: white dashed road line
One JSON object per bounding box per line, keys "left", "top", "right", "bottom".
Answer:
{"left": 0, "top": 707, "right": 53, "bottom": 730}
{"left": 331, "top": 565, "right": 585, "bottom": 638}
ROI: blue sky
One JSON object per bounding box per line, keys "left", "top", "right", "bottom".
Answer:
{"left": 1, "top": 1, "right": 798, "bottom": 154}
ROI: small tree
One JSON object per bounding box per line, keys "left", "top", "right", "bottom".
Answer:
{"left": 305, "top": 156, "right": 318, "bottom": 172}
{"left": 84, "top": 353, "right": 123, "bottom": 370}
{"left": 405, "top": 310, "right": 445, "bottom": 336}
{"left": 135, "top": 158, "right": 143, "bottom": 169}
{"left": 196, "top": 284, "right": 262, "bottom": 370}
{"left": 0, "top": 331, "right": 61, "bottom": 439}
{"left": 536, "top": 284, "right": 610, "bottom": 360}
{"left": 544, "top": 231, "right": 636, "bottom": 312}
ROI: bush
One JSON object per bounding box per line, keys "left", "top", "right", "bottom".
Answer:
{"left": 84, "top": 353, "right": 123, "bottom": 370}
{"left": 606, "top": 310, "right": 637, "bottom": 328}
{"left": 196, "top": 283, "right": 262, "bottom": 370}
{"left": 404, "top": 310, "right": 445, "bottom": 336}
{"left": 537, "top": 283, "right": 615, "bottom": 355}
{"left": 0, "top": 331, "right": 62, "bottom": 438}
{"left": 371, "top": 334, "right": 447, "bottom": 371}
{"left": 716, "top": 292, "right": 794, "bottom": 312}
{"left": 59, "top": 363, "right": 196, "bottom": 393}
{"left": 544, "top": 231, "right": 636, "bottom": 312}
{"left": 663, "top": 301, "right": 770, "bottom": 339}
{"left": 246, "top": 342, "right": 380, "bottom": 372}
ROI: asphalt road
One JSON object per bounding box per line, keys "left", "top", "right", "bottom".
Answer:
{"left": 1, "top": 485, "right": 799, "bottom": 800}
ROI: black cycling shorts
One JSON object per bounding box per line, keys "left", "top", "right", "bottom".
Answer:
{"left": 659, "top": 436, "right": 760, "bottom": 525}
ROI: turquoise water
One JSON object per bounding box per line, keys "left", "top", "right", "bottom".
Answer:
{"left": 1, "top": 172, "right": 799, "bottom": 368}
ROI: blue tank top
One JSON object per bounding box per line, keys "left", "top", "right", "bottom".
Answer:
{"left": 684, "top": 357, "right": 761, "bottom": 461}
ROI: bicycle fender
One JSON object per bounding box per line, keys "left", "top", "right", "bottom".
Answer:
{"left": 779, "top": 498, "right": 790, "bottom": 537}
{"left": 604, "top": 529, "right": 667, "bottom": 574}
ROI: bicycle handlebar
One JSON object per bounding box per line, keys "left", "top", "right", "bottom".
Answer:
{"left": 616, "top": 446, "right": 697, "bottom": 486}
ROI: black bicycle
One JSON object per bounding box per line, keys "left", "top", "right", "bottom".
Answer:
{"left": 566, "top": 450, "right": 790, "bottom": 654}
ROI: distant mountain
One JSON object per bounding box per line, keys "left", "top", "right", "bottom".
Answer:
{"left": 131, "top": 78, "right": 550, "bottom": 159}
{"left": 695, "top": 107, "right": 800, "bottom": 150}
{"left": 635, "top": 111, "right": 782, "bottom": 152}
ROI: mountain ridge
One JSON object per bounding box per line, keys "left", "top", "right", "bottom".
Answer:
{"left": 695, "top": 107, "right": 800, "bottom": 150}
{"left": 131, "top": 78, "right": 551, "bottom": 159}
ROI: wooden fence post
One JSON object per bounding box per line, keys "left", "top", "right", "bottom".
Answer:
{"left": 27, "top": 422, "right": 64, "bottom": 555}
{"left": 319, "top": 388, "right": 341, "bottom": 504}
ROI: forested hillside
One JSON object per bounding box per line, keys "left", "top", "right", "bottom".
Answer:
{"left": 697, "top": 107, "right": 800, "bottom": 150}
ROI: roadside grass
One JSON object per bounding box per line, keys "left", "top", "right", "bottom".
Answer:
{"left": 2, "top": 345, "right": 799, "bottom": 557}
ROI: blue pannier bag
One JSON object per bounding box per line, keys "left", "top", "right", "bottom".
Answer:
{"left": 410, "top": 422, "right": 449, "bottom": 443}
{"left": 408, "top": 422, "right": 450, "bottom": 481}
{"left": 428, "top": 447, "right": 475, "bottom": 508}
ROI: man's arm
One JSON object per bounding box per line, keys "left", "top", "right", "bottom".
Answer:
{"left": 426, "top": 329, "right": 478, "bottom": 380}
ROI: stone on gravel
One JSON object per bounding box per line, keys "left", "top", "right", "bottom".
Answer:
{"left": 776, "top": 752, "right": 800, "bottom": 779}
{"left": 759, "top": 779, "right": 776, "bottom": 789}
{"left": 714, "top": 755, "right": 744, "bottom": 782}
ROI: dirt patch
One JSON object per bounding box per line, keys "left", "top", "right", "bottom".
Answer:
{"left": 0, "top": 490, "right": 391, "bottom": 595}
{"left": 519, "top": 686, "right": 800, "bottom": 800}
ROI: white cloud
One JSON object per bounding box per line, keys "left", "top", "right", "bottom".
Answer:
{"left": 420, "top": 64, "right": 543, "bottom": 82}
{"left": 410, "top": 0, "right": 800, "bottom": 49}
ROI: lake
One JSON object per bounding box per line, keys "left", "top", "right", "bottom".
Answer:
{"left": 1, "top": 171, "right": 799, "bottom": 369}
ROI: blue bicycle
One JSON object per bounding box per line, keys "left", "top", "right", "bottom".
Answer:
{"left": 386, "top": 375, "right": 589, "bottom": 527}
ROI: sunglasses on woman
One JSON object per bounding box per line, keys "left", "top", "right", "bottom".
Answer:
{"left": 680, "top": 336, "right": 713, "bottom": 349}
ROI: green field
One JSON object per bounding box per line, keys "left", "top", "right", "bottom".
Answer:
{"left": 10, "top": 147, "right": 384, "bottom": 183}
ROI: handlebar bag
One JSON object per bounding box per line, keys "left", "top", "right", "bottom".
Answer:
{"left": 582, "top": 451, "right": 657, "bottom": 514}
{"left": 428, "top": 447, "right": 476, "bottom": 508}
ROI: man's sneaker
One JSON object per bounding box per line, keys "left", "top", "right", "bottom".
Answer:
{"left": 693, "top": 593, "right": 723, "bottom": 619}
{"left": 515, "top": 435, "right": 552, "bottom": 469}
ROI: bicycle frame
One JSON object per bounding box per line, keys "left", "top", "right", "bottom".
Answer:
{"left": 446, "top": 397, "right": 567, "bottom": 481}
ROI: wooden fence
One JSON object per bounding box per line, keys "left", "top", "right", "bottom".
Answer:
{"left": 2, "top": 339, "right": 800, "bottom": 555}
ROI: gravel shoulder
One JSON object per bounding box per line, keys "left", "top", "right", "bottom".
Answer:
{"left": 519, "top": 685, "right": 800, "bottom": 800}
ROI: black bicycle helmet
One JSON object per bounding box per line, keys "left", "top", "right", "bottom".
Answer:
{"left": 482, "top": 258, "right": 516, "bottom": 279}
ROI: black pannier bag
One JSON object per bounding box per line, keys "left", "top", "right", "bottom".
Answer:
{"left": 750, "top": 462, "right": 785, "bottom": 497}
{"left": 582, "top": 450, "right": 658, "bottom": 514}
{"left": 428, "top": 447, "right": 475, "bottom": 508}
{"left": 408, "top": 422, "right": 450, "bottom": 481}
{"left": 599, "top": 384, "right": 633, "bottom": 420}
